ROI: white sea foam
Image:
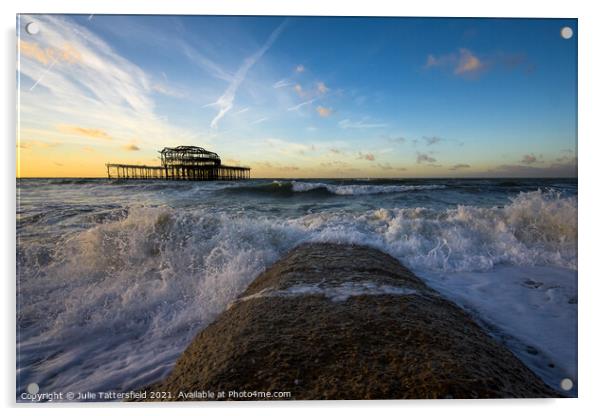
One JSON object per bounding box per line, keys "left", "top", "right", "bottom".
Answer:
{"left": 16, "top": 189, "right": 577, "bottom": 398}
{"left": 292, "top": 189, "right": 577, "bottom": 272}
{"left": 234, "top": 281, "right": 419, "bottom": 304}
{"left": 419, "top": 265, "right": 577, "bottom": 395}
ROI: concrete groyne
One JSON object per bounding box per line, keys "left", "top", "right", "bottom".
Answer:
{"left": 142, "top": 243, "right": 559, "bottom": 400}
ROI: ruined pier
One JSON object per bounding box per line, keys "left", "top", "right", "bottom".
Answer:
{"left": 106, "top": 146, "right": 250, "bottom": 181}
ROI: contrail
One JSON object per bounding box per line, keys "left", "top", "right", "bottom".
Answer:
{"left": 30, "top": 57, "right": 58, "bottom": 91}
{"left": 209, "top": 19, "right": 287, "bottom": 129}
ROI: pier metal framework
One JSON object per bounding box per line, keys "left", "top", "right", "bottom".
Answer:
{"left": 106, "top": 146, "right": 250, "bottom": 181}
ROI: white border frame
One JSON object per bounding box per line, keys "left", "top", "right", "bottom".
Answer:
{"left": 3, "top": 1, "right": 600, "bottom": 415}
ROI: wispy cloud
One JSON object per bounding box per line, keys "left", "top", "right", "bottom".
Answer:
{"left": 294, "top": 84, "right": 304, "bottom": 97}
{"left": 250, "top": 117, "right": 268, "bottom": 125}
{"left": 425, "top": 48, "right": 484, "bottom": 77}
{"left": 317, "top": 82, "right": 329, "bottom": 94}
{"left": 455, "top": 48, "right": 483, "bottom": 74}
{"left": 232, "top": 107, "right": 250, "bottom": 115}
{"left": 416, "top": 152, "right": 437, "bottom": 164}
{"left": 295, "top": 65, "right": 305, "bottom": 73}
{"left": 521, "top": 153, "right": 539, "bottom": 164}
{"left": 449, "top": 163, "right": 470, "bottom": 170}
{"left": 488, "top": 160, "right": 576, "bottom": 177}
{"left": 384, "top": 135, "right": 406, "bottom": 144}
{"left": 377, "top": 162, "right": 406, "bottom": 171}
{"left": 339, "top": 118, "right": 387, "bottom": 129}
{"left": 273, "top": 79, "right": 293, "bottom": 88}
{"left": 123, "top": 143, "right": 140, "bottom": 151}
{"left": 180, "top": 42, "right": 233, "bottom": 83}
{"left": 17, "top": 140, "right": 61, "bottom": 149}
{"left": 151, "top": 81, "right": 186, "bottom": 98}
{"left": 423, "top": 136, "right": 443, "bottom": 146}
{"left": 208, "top": 20, "right": 287, "bottom": 129}
{"left": 288, "top": 98, "right": 317, "bottom": 112}
{"left": 57, "top": 124, "right": 112, "bottom": 140}
{"left": 316, "top": 106, "right": 333, "bottom": 117}
{"left": 18, "top": 15, "right": 200, "bottom": 152}
{"left": 320, "top": 160, "right": 350, "bottom": 168}
{"left": 425, "top": 48, "right": 534, "bottom": 78}
{"left": 20, "top": 39, "right": 81, "bottom": 65}
{"left": 357, "top": 152, "right": 376, "bottom": 161}
{"left": 265, "top": 138, "right": 315, "bottom": 156}
{"left": 256, "top": 161, "right": 301, "bottom": 171}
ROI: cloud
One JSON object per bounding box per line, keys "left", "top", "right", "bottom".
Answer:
{"left": 265, "top": 138, "right": 315, "bottom": 156}
{"left": 425, "top": 48, "right": 484, "bottom": 77}
{"left": 20, "top": 40, "right": 82, "bottom": 65}
{"left": 386, "top": 135, "right": 406, "bottom": 144}
{"left": 416, "top": 152, "right": 437, "bottom": 164}
{"left": 288, "top": 98, "right": 317, "bottom": 111}
{"left": 296, "top": 65, "right": 305, "bottom": 73}
{"left": 425, "top": 48, "right": 535, "bottom": 78}
{"left": 57, "top": 124, "right": 112, "bottom": 140}
{"left": 316, "top": 106, "right": 333, "bottom": 117}
{"left": 250, "top": 117, "right": 268, "bottom": 125}
{"left": 520, "top": 153, "right": 538, "bottom": 164}
{"left": 455, "top": 48, "right": 483, "bottom": 74}
{"left": 257, "top": 161, "right": 300, "bottom": 171}
{"left": 423, "top": 136, "right": 443, "bottom": 146}
{"left": 497, "top": 52, "right": 536, "bottom": 74}
{"left": 338, "top": 118, "right": 387, "bottom": 129}
{"left": 555, "top": 155, "right": 575, "bottom": 163}
{"left": 294, "top": 84, "right": 304, "bottom": 97}
{"left": 232, "top": 107, "right": 250, "bottom": 115}
{"left": 488, "top": 160, "right": 576, "bottom": 177}
{"left": 179, "top": 41, "right": 233, "bottom": 83}
{"left": 273, "top": 79, "right": 293, "bottom": 88}
{"left": 425, "top": 54, "right": 438, "bottom": 68}
{"left": 288, "top": 81, "right": 332, "bottom": 113}
{"left": 18, "top": 15, "right": 201, "bottom": 154}
{"left": 17, "top": 140, "right": 61, "bottom": 149}
{"left": 123, "top": 144, "right": 140, "bottom": 151}
{"left": 317, "top": 82, "right": 329, "bottom": 94}
{"left": 151, "top": 82, "right": 186, "bottom": 98}
{"left": 209, "top": 20, "right": 287, "bottom": 129}
{"left": 357, "top": 152, "right": 376, "bottom": 161}
{"left": 19, "top": 40, "right": 51, "bottom": 65}
{"left": 424, "top": 52, "right": 456, "bottom": 70}
{"left": 449, "top": 163, "right": 470, "bottom": 170}
{"left": 320, "top": 160, "right": 350, "bottom": 168}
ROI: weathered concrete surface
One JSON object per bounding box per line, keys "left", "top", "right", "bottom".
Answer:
{"left": 142, "top": 243, "right": 560, "bottom": 400}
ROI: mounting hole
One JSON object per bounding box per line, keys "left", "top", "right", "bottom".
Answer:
{"left": 560, "top": 378, "right": 573, "bottom": 391}
{"left": 26, "top": 383, "right": 39, "bottom": 395}
{"left": 561, "top": 26, "right": 573, "bottom": 40}
{"left": 25, "top": 22, "right": 40, "bottom": 35}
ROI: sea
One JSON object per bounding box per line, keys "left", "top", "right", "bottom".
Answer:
{"left": 16, "top": 177, "right": 578, "bottom": 400}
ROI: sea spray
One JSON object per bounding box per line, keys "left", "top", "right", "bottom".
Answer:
{"left": 17, "top": 179, "right": 577, "bottom": 397}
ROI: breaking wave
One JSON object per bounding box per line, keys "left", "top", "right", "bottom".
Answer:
{"left": 225, "top": 180, "right": 445, "bottom": 197}
{"left": 16, "top": 189, "right": 576, "bottom": 397}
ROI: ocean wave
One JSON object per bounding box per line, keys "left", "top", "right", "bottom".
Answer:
{"left": 16, "top": 189, "right": 576, "bottom": 396}
{"left": 225, "top": 180, "right": 446, "bottom": 197}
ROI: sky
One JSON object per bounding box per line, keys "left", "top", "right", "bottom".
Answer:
{"left": 17, "top": 15, "right": 577, "bottom": 178}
